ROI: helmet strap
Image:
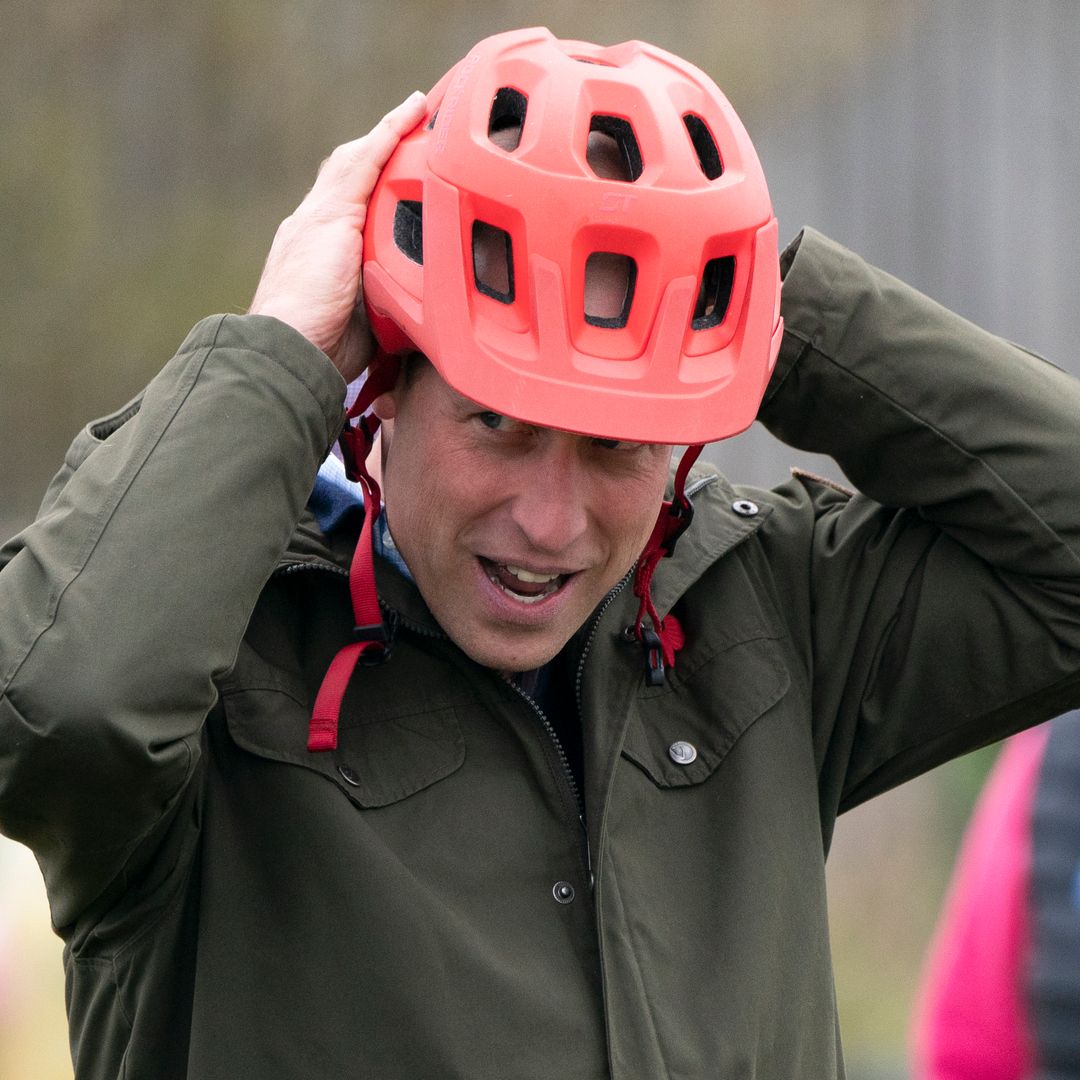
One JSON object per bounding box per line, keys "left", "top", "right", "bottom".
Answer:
{"left": 308, "top": 351, "right": 400, "bottom": 752}
{"left": 308, "top": 370, "right": 703, "bottom": 742}
{"left": 633, "top": 443, "right": 703, "bottom": 687}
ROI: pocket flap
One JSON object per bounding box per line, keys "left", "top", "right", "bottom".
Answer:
{"left": 223, "top": 686, "right": 465, "bottom": 808}
{"left": 622, "top": 636, "right": 790, "bottom": 787}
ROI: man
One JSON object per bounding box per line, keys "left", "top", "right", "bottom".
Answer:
{"left": 2, "top": 27, "right": 1079, "bottom": 1080}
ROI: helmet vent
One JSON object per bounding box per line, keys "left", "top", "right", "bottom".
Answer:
{"left": 584, "top": 253, "right": 637, "bottom": 328}
{"left": 488, "top": 88, "right": 528, "bottom": 151}
{"left": 683, "top": 114, "right": 723, "bottom": 180}
{"left": 588, "top": 116, "right": 643, "bottom": 182}
{"left": 472, "top": 221, "right": 515, "bottom": 303}
{"left": 692, "top": 256, "right": 735, "bottom": 329}
{"left": 393, "top": 200, "right": 424, "bottom": 265}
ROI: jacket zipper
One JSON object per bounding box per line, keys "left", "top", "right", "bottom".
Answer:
{"left": 275, "top": 560, "right": 348, "bottom": 579}
{"left": 504, "top": 678, "right": 593, "bottom": 887}
{"left": 378, "top": 599, "right": 594, "bottom": 887}
{"left": 684, "top": 473, "right": 718, "bottom": 500}
{"left": 573, "top": 569, "right": 633, "bottom": 723}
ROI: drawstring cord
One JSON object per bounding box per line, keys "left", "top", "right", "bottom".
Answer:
{"left": 308, "top": 352, "right": 400, "bottom": 752}
{"left": 632, "top": 444, "right": 703, "bottom": 687}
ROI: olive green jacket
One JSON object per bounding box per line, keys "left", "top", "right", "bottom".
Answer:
{"left": 3, "top": 230, "right": 1080, "bottom": 1079}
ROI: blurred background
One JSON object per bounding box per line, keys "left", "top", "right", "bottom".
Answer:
{"left": 1, "top": 0, "right": 1077, "bottom": 1075}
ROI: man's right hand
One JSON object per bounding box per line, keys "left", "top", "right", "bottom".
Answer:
{"left": 249, "top": 91, "right": 427, "bottom": 384}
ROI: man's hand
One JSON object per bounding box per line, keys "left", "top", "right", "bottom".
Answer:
{"left": 250, "top": 91, "right": 427, "bottom": 383}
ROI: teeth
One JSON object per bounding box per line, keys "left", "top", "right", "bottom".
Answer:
{"left": 484, "top": 560, "right": 565, "bottom": 605}
{"left": 505, "top": 564, "right": 561, "bottom": 584}
{"left": 496, "top": 585, "right": 548, "bottom": 604}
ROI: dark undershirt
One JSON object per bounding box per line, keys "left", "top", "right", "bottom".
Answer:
{"left": 518, "top": 643, "right": 586, "bottom": 798}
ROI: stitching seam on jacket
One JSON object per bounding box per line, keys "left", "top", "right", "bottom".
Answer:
{"left": 812, "top": 346, "right": 1080, "bottom": 574}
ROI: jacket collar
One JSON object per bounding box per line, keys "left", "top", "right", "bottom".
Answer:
{"left": 647, "top": 463, "right": 772, "bottom": 620}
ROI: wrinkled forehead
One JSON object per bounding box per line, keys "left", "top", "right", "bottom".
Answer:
{"left": 401, "top": 353, "right": 675, "bottom": 448}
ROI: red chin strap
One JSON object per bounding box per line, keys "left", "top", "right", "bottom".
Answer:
{"left": 632, "top": 443, "right": 704, "bottom": 687}
{"left": 308, "top": 351, "right": 400, "bottom": 752}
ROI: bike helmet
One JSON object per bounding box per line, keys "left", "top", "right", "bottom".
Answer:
{"left": 362, "top": 26, "right": 783, "bottom": 446}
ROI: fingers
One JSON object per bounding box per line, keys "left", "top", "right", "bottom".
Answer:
{"left": 311, "top": 91, "right": 428, "bottom": 205}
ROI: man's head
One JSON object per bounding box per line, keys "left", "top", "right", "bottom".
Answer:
{"left": 357, "top": 27, "right": 782, "bottom": 669}
{"left": 373, "top": 359, "right": 672, "bottom": 672}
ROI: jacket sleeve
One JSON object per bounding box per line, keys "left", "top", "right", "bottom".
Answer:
{"left": 757, "top": 228, "right": 1080, "bottom": 812}
{"left": 0, "top": 314, "right": 346, "bottom": 927}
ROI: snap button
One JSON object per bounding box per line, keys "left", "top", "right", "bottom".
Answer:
{"left": 732, "top": 499, "right": 759, "bottom": 517}
{"left": 338, "top": 764, "right": 360, "bottom": 786}
{"left": 553, "top": 881, "right": 576, "bottom": 904}
{"left": 668, "top": 741, "right": 698, "bottom": 766}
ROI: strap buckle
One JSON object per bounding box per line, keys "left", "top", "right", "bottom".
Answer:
{"left": 641, "top": 628, "right": 666, "bottom": 687}
{"left": 662, "top": 496, "right": 695, "bottom": 555}
{"left": 353, "top": 622, "right": 390, "bottom": 665}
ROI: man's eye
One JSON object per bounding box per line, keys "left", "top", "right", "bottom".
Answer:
{"left": 592, "top": 437, "right": 641, "bottom": 451}
{"left": 477, "top": 411, "right": 531, "bottom": 435}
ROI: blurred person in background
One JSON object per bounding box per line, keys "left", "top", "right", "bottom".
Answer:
{"left": 0, "top": 838, "right": 74, "bottom": 1080}
{"left": 2, "top": 26, "right": 1080, "bottom": 1080}
{"left": 913, "top": 710, "right": 1080, "bottom": 1078}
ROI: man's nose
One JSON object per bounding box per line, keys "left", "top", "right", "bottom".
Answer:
{"left": 507, "top": 441, "right": 591, "bottom": 556}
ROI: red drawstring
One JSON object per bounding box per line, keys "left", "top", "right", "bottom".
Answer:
{"left": 633, "top": 444, "right": 703, "bottom": 686}
{"left": 308, "top": 352, "right": 400, "bottom": 752}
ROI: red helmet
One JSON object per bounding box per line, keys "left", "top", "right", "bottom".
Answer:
{"left": 363, "top": 27, "right": 782, "bottom": 445}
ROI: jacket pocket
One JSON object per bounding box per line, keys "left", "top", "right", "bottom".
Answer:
{"left": 621, "top": 636, "right": 791, "bottom": 787}
{"left": 222, "top": 684, "right": 466, "bottom": 808}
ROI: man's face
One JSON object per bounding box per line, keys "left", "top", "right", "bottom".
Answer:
{"left": 374, "top": 363, "right": 673, "bottom": 672}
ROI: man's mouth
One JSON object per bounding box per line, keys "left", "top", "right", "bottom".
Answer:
{"left": 479, "top": 557, "right": 570, "bottom": 605}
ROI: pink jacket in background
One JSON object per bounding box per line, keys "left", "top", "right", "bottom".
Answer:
{"left": 911, "top": 724, "right": 1051, "bottom": 1080}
